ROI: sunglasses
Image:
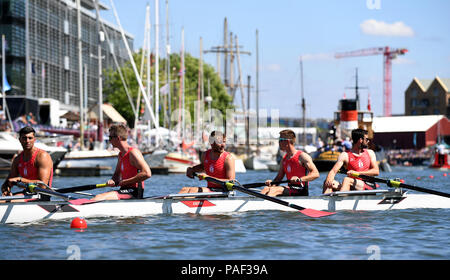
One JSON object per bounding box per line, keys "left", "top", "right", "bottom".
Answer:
{"left": 279, "top": 137, "right": 290, "bottom": 142}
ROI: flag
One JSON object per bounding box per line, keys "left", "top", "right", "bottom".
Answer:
{"left": 367, "top": 92, "right": 372, "bottom": 111}
{"left": 2, "top": 75, "right": 11, "bottom": 92}
{"left": 160, "top": 84, "right": 169, "bottom": 95}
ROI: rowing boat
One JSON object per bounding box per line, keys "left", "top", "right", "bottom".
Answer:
{"left": 1, "top": 189, "right": 449, "bottom": 224}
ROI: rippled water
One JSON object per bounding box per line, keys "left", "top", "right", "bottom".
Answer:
{"left": 1, "top": 166, "right": 449, "bottom": 260}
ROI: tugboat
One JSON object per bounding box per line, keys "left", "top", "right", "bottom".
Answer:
{"left": 313, "top": 69, "right": 390, "bottom": 172}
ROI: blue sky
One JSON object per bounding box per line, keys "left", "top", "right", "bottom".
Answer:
{"left": 100, "top": 0, "right": 450, "bottom": 119}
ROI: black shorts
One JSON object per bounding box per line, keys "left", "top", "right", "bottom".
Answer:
{"left": 116, "top": 187, "right": 143, "bottom": 199}
{"left": 281, "top": 184, "right": 308, "bottom": 196}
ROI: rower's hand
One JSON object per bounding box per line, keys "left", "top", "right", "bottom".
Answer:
{"left": 265, "top": 180, "right": 272, "bottom": 186}
{"left": 106, "top": 179, "right": 116, "bottom": 187}
{"left": 7, "top": 177, "right": 21, "bottom": 187}
{"left": 347, "top": 170, "right": 358, "bottom": 178}
{"left": 186, "top": 167, "right": 195, "bottom": 179}
{"left": 1, "top": 184, "right": 11, "bottom": 196}
{"left": 289, "top": 176, "right": 302, "bottom": 185}
{"left": 323, "top": 178, "right": 334, "bottom": 189}
{"left": 196, "top": 173, "right": 207, "bottom": 180}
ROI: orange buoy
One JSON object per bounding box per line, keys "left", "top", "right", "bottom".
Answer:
{"left": 429, "top": 175, "right": 434, "bottom": 179}
{"left": 71, "top": 217, "right": 87, "bottom": 230}
{"left": 416, "top": 177, "right": 421, "bottom": 180}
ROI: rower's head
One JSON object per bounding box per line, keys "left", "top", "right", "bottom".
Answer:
{"left": 279, "top": 129, "right": 296, "bottom": 147}
{"left": 351, "top": 128, "right": 369, "bottom": 149}
{"left": 209, "top": 131, "right": 226, "bottom": 152}
{"left": 109, "top": 124, "right": 128, "bottom": 143}
{"left": 18, "top": 126, "right": 36, "bottom": 150}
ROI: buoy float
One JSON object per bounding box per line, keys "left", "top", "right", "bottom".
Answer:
{"left": 429, "top": 175, "right": 434, "bottom": 179}
{"left": 71, "top": 217, "right": 87, "bottom": 230}
{"left": 416, "top": 177, "right": 421, "bottom": 180}
{"left": 444, "top": 173, "right": 447, "bottom": 177}
{"left": 400, "top": 179, "right": 405, "bottom": 183}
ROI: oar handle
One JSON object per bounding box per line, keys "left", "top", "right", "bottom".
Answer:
{"left": 56, "top": 183, "right": 109, "bottom": 194}
{"left": 348, "top": 172, "right": 450, "bottom": 198}
{"left": 15, "top": 182, "right": 74, "bottom": 201}
{"left": 242, "top": 180, "right": 291, "bottom": 189}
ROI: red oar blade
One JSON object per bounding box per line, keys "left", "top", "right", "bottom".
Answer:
{"left": 299, "top": 208, "right": 336, "bottom": 218}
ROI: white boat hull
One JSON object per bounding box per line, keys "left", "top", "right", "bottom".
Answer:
{"left": 1, "top": 190, "right": 449, "bottom": 224}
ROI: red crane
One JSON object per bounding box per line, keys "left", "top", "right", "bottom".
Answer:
{"left": 335, "top": 46, "right": 408, "bottom": 116}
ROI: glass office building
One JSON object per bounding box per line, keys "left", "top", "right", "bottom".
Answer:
{"left": 0, "top": 0, "right": 133, "bottom": 111}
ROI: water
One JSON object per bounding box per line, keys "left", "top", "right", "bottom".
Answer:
{"left": 1, "top": 166, "right": 449, "bottom": 260}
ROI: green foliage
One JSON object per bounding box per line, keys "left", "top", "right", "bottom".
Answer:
{"left": 103, "top": 50, "right": 233, "bottom": 128}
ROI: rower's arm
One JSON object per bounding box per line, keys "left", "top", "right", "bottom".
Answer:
{"left": 325, "top": 152, "right": 347, "bottom": 184}
{"left": 34, "top": 151, "right": 53, "bottom": 189}
{"left": 299, "top": 152, "right": 320, "bottom": 182}
{"left": 186, "top": 153, "right": 206, "bottom": 178}
{"left": 118, "top": 149, "right": 152, "bottom": 187}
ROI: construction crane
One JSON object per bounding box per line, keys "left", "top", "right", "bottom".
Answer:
{"left": 335, "top": 46, "right": 408, "bottom": 116}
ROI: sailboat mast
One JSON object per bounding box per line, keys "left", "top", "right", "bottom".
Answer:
{"left": 181, "top": 27, "right": 185, "bottom": 140}
{"left": 76, "top": 0, "right": 85, "bottom": 150}
{"left": 155, "top": 0, "right": 160, "bottom": 128}
{"left": 165, "top": 0, "right": 171, "bottom": 132}
{"left": 300, "top": 57, "right": 306, "bottom": 146}
{"left": 255, "top": 29, "right": 260, "bottom": 151}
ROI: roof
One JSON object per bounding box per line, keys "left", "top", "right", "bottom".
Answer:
{"left": 373, "top": 115, "right": 445, "bottom": 133}
{"left": 413, "top": 76, "right": 450, "bottom": 92}
{"left": 89, "top": 104, "right": 127, "bottom": 124}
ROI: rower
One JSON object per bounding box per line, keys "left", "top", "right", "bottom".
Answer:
{"left": 261, "top": 129, "right": 320, "bottom": 197}
{"left": 323, "top": 128, "right": 379, "bottom": 194}
{"left": 1, "top": 126, "right": 54, "bottom": 202}
{"left": 92, "top": 124, "right": 151, "bottom": 201}
{"left": 182, "top": 131, "right": 235, "bottom": 193}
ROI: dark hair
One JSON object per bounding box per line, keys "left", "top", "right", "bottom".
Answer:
{"left": 279, "top": 129, "right": 296, "bottom": 144}
{"left": 109, "top": 124, "right": 128, "bottom": 140}
{"left": 210, "top": 131, "right": 225, "bottom": 138}
{"left": 19, "top": 126, "right": 36, "bottom": 137}
{"left": 351, "top": 128, "right": 368, "bottom": 143}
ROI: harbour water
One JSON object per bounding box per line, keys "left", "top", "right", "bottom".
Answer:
{"left": 1, "top": 166, "right": 449, "bottom": 260}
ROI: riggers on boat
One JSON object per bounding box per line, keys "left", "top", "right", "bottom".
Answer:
{"left": 1, "top": 189, "right": 449, "bottom": 224}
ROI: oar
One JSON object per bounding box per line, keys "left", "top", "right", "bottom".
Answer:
{"left": 193, "top": 173, "right": 335, "bottom": 218}
{"left": 55, "top": 183, "right": 108, "bottom": 194}
{"left": 14, "top": 182, "right": 96, "bottom": 205}
{"left": 348, "top": 172, "right": 450, "bottom": 198}
{"left": 242, "top": 180, "right": 290, "bottom": 189}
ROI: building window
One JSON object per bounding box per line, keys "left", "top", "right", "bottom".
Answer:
{"left": 411, "top": 87, "right": 418, "bottom": 97}
{"left": 433, "top": 109, "right": 440, "bottom": 115}
{"left": 411, "top": 110, "right": 417, "bottom": 115}
{"left": 433, "top": 87, "right": 439, "bottom": 96}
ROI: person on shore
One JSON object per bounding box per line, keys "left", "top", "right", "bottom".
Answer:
{"left": 261, "top": 129, "right": 320, "bottom": 197}
{"left": 93, "top": 124, "right": 151, "bottom": 200}
{"left": 1, "top": 126, "right": 53, "bottom": 201}
{"left": 182, "top": 131, "right": 235, "bottom": 193}
{"left": 323, "top": 128, "right": 379, "bottom": 194}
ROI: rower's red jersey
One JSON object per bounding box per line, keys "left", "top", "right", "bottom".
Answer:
{"left": 204, "top": 149, "right": 229, "bottom": 189}
{"left": 119, "top": 147, "right": 143, "bottom": 190}
{"left": 347, "top": 150, "right": 371, "bottom": 172}
{"left": 282, "top": 150, "right": 307, "bottom": 180}
{"left": 17, "top": 148, "right": 53, "bottom": 187}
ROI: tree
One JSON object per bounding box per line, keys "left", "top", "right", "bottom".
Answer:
{"left": 103, "top": 50, "right": 233, "bottom": 128}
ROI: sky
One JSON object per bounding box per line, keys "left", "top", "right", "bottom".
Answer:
{"left": 99, "top": 0, "right": 450, "bottom": 120}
